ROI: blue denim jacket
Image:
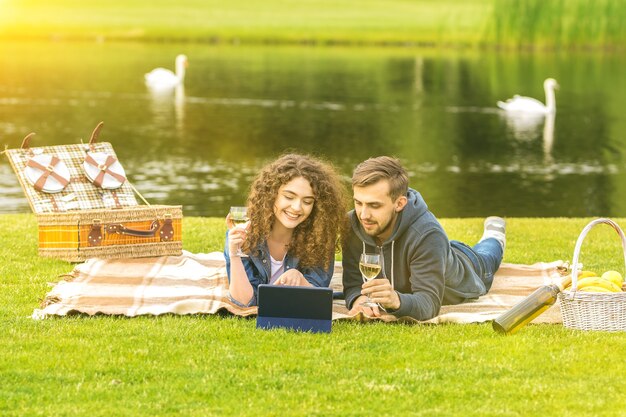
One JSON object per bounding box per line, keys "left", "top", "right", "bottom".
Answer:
{"left": 224, "top": 231, "right": 334, "bottom": 306}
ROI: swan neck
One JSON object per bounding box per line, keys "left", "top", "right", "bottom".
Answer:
{"left": 176, "top": 62, "right": 186, "bottom": 81}
{"left": 545, "top": 84, "right": 556, "bottom": 112}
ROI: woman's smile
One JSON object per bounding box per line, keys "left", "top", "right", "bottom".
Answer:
{"left": 283, "top": 210, "right": 302, "bottom": 221}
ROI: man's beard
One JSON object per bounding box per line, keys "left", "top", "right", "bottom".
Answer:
{"left": 361, "top": 211, "right": 397, "bottom": 240}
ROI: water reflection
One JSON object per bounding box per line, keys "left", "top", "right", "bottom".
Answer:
{"left": 147, "top": 84, "right": 186, "bottom": 136}
{"left": 542, "top": 112, "right": 555, "bottom": 165}
{"left": 1, "top": 42, "right": 625, "bottom": 217}
{"left": 501, "top": 111, "right": 546, "bottom": 142}
{"left": 498, "top": 109, "right": 556, "bottom": 165}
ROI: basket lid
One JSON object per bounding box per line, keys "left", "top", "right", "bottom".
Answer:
{"left": 4, "top": 141, "right": 138, "bottom": 214}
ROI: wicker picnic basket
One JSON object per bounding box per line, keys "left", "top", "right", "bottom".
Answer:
{"left": 558, "top": 218, "right": 626, "bottom": 332}
{"left": 4, "top": 122, "right": 183, "bottom": 262}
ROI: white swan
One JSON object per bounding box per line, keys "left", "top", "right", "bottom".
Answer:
{"left": 145, "top": 54, "right": 188, "bottom": 90}
{"left": 497, "top": 78, "right": 559, "bottom": 114}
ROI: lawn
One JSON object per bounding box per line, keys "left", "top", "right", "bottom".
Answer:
{"left": 1, "top": 0, "right": 625, "bottom": 49}
{"left": 2, "top": 1, "right": 625, "bottom": 414}
{"left": 0, "top": 0, "right": 492, "bottom": 45}
{"left": 1, "top": 214, "right": 625, "bottom": 416}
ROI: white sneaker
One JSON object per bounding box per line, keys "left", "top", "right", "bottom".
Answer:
{"left": 480, "top": 216, "right": 506, "bottom": 250}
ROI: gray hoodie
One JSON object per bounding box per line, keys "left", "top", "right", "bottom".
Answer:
{"left": 342, "top": 188, "right": 487, "bottom": 320}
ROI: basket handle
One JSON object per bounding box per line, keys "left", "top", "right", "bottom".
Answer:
{"left": 570, "top": 218, "right": 626, "bottom": 291}
{"left": 105, "top": 220, "right": 160, "bottom": 237}
{"left": 21, "top": 132, "right": 36, "bottom": 149}
{"left": 88, "top": 121, "right": 105, "bottom": 149}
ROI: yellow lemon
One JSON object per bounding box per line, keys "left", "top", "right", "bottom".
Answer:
{"left": 601, "top": 270, "right": 623, "bottom": 288}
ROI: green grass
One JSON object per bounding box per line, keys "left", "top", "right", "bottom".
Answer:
{"left": 490, "top": 0, "right": 626, "bottom": 49}
{"left": 1, "top": 0, "right": 624, "bottom": 49}
{"left": 1, "top": 214, "right": 626, "bottom": 416}
{"left": 0, "top": 0, "right": 492, "bottom": 46}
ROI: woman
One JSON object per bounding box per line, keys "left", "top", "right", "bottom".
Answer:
{"left": 224, "top": 154, "right": 347, "bottom": 306}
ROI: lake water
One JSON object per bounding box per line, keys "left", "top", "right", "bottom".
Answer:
{"left": 1, "top": 41, "right": 625, "bottom": 217}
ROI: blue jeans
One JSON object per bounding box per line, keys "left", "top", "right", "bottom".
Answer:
{"left": 451, "top": 238, "right": 503, "bottom": 292}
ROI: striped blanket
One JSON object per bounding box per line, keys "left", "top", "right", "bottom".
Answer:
{"left": 33, "top": 251, "right": 565, "bottom": 324}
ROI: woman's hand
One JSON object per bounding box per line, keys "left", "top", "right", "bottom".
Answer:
{"left": 227, "top": 227, "right": 247, "bottom": 257}
{"left": 273, "top": 269, "right": 312, "bottom": 287}
{"left": 225, "top": 213, "right": 236, "bottom": 230}
{"left": 226, "top": 213, "right": 250, "bottom": 257}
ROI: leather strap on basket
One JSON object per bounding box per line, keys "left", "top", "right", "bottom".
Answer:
{"left": 159, "top": 216, "right": 174, "bottom": 242}
{"left": 88, "top": 122, "right": 104, "bottom": 151}
{"left": 26, "top": 156, "right": 70, "bottom": 192}
{"left": 110, "top": 190, "right": 122, "bottom": 209}
{"left": 21, "top": 132, "right": 36, "bottom": 151}
{"left": 88, "top": 222, "right": 103, "bottom": 246}
{"left": 20, "top": 132, "right": 36, "bottom": 158}
{"left": 105, "top": 220, "right": 160, "bottom": 238}
{"left": 84, "top": 153, "right": 127, "bottom": 188}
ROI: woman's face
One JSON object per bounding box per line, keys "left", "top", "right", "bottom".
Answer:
{"left": 273, "top": 176, "right": 315, "bottom": 230}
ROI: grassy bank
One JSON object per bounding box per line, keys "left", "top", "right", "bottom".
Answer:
{"left": 1, "top": 214, "right": 625, "bottom": 416}
{"left": 490, "top": 0, "right": 626, "bottom": 49}
{"left": 1, "top": 0, "right": 624, "bottom": 49}
{"left": 0, "top": 0, "right": 492, "bottom": 46}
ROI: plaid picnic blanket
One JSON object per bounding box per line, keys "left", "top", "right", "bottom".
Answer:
{"left": 33, "top": 251, "right": 565, "bottom": 324}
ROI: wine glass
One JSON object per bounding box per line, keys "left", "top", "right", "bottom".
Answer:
{"left": 229, "top": 206, "right": 250, "bottom": 257}
{"left": 359, "top": 253, "right": 382, "bottom": 307}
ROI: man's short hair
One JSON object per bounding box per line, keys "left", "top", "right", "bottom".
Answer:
{"left": 352, "top": 156, "right": 409, "bottom": 201}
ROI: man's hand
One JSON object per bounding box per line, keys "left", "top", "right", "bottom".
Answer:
{"left": 361, "top": 278, "right": 400, "bottom": 311}
{"left": 273, "top": 269, "right": 312, "bottom": 287}
{"left": 349, "top": 295, "right": 383, "bottom": 317}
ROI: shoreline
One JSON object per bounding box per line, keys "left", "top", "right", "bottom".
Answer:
{"left": 1, "top": 34, "right": 624, "bottom": 53}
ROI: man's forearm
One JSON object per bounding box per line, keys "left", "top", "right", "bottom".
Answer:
{"left": 391, "top": 291, "right": 440, "bottom": 320}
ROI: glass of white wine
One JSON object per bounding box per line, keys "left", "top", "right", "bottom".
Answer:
{"left": 229, "top": 206, "right": 250, "bottom": 257}
{"left": 359, "top": 253, "right": 382, "bottom": 307}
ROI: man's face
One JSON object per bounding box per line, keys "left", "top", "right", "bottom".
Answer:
{"left": 353, "top": 180, "right": 407, "bottom": 242}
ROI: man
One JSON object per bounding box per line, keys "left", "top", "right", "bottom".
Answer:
{"left": 342, "top": 156, "right": 505, "bottom": 321}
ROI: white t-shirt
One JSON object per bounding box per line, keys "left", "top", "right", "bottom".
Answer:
{"left": 269, "top": 254, "right": 286, "bottom": 284}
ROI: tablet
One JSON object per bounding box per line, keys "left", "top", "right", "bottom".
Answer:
{"left": 256, "top": 284, "right": 333, "bottom": 333}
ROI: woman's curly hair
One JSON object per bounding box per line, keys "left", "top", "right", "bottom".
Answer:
{"left": 242, "top": 154, "right": 347, "bottom": 269}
